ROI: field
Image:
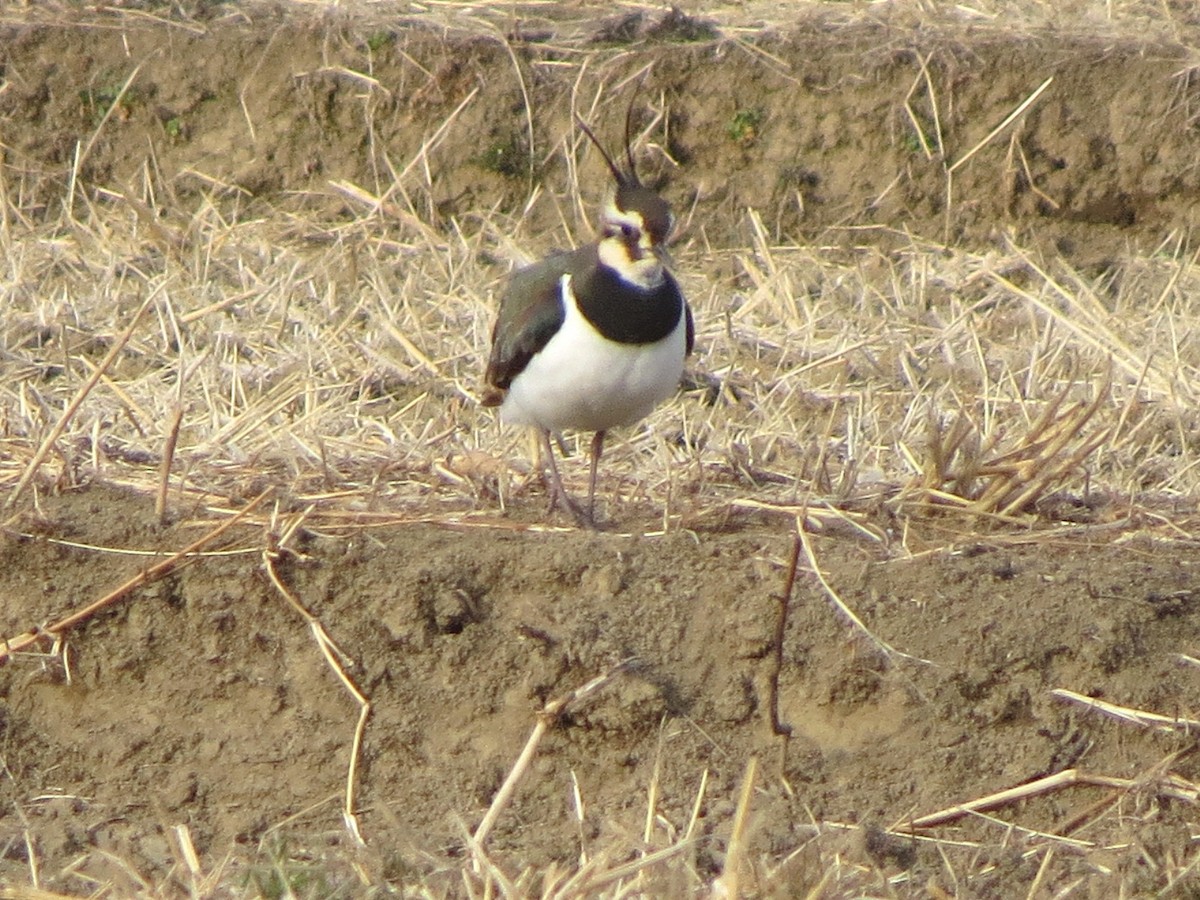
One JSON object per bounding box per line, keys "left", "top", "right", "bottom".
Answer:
{"left": 4, "top": 1, "right": 1200, "bottom": 896}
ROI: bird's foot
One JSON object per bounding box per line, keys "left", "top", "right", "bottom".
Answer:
{"left": 546, "top": 485, "right": 598, "bottom": 530}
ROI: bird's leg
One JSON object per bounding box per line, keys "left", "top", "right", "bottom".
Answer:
{"left": 539, "top": 429, "right": 592, "bottom": 528}
{"left": 538, "top": 429, "right": 563, "bottom": 511}
{"left": 587, "top": 430, "right": 606, "bottom": 524}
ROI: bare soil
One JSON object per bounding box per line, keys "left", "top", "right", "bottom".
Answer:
{"left": 4, "top": 3, "right": 1200, "bottom": 896}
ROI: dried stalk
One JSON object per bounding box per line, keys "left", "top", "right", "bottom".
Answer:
{"left": 261, "top": 506, "right": 372, "bottom": 846}
{"left": 0, "top": 490, "right": 269, "bottom": 662}
{"left": 1051, "top": 688, "right": 1200, "bottom": 734}
{"left": 472, "top": 658, "right": 636, "bottom": 854}
{"left": 902, "top": 768, "right": 1135, "bottom": 830}
{"left": 711, "top": 756, "right": 758, "bottom": 899}
{"left": 5, "top": 289, "right": 159, "bottom": 511}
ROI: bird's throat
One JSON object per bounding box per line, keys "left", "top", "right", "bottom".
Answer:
{"left": 597, "top": 237, "right": 664, "bottom": 290}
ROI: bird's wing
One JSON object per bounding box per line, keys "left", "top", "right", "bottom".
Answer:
{"left": 482, "top": 250, "right": 580, "bottom": 405}
{"left": 685, "top": 301, "right": 695, "bottom": 356}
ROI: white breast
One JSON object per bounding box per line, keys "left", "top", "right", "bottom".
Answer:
{"left": 500, "top": 274, "right": 688, "bottom": 434}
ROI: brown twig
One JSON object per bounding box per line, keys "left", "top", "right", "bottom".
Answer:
{"left": 156, "top": 403, "right": 184, "bottom": 524}
{"left": 0, "top": 489, "right": 269, "bottom": 662}
{"left": 767, "top": 535, "right": 799, "bottom": 746}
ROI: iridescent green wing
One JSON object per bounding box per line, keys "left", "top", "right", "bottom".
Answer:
{"left": 483, "top": 249, "right": 585, "bottom": 403}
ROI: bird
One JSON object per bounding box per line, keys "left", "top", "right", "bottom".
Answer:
{"left": 482, "top": 105, "right": 693, "bottom": 527}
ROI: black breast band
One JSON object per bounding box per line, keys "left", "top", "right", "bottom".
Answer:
{"left": 572, "top": 264, "right": 684, "bottom": 345}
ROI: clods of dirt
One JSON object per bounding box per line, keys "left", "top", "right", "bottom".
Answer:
{"left": 1, "top": 484, "right": 1199, "bottom": 894}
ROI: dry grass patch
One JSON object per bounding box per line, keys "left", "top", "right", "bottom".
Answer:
{"left": 5, "top": 150, "right": 1200, "bottom": 533}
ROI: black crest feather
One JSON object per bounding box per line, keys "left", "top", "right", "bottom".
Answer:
{"left": 574, "top": 69, "right": 653, "bottom": 189}
{"left": 574, "top": 73, "right": 674, "bottom": 245}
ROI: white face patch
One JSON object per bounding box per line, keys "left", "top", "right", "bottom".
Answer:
{"left": 598, "top": 238, "right": 663, "bottom": 289}
{"left": 599, "top": 200, "right": 663, "bottom": 289}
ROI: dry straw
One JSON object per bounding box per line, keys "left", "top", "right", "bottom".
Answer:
{"left": 5, "top": 1, "right": 1200, "bottom": 896}
{"left": 3, "top": 70, "right": 1198, "bottom": 535}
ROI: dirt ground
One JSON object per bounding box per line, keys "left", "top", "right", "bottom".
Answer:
{"left": 4, "top": 2, "right": 1200, "bottom": 897}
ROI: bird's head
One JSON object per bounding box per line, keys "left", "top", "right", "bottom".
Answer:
{"left": 576, "top": 108, "right": 675, "bottom": 290}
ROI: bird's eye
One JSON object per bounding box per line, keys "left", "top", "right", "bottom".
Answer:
{"left": 620, "top": 223, "right": 638, "bottom": 239}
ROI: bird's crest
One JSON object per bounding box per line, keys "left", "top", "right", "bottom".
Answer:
{"left": 573, "top": 89, "right": 642, "bottom": 190}
{"left": 574, "top": 76, "right": 675, "bottom": 250}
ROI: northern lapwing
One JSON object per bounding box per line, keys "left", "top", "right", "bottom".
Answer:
{"left": 482, "top": 105, "right": 693, "bottom": 526}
